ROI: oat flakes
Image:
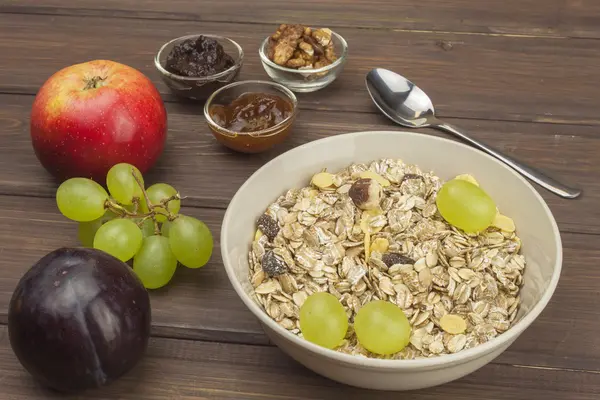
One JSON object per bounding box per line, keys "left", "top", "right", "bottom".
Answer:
{"left": 248, "top": 158, "right": 525, "bottom": 359}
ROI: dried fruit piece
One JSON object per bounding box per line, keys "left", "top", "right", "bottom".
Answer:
{"left": 381, "top": 252, "right": 415, "bottom": 267}
{"left": 261, "top": 250, "right": 288, "bottom": 277}
{"left": 371, "top": 238, "right": 389, "bottom": 254}
{"left": 439, "top": 314, "right": 467, "bottom": 334}
{"left": 257, "top": 214, "right": 280, "bottom": 241}
{"left": 359, "top": 217, "right": 370, "bottom": 234}
{"left": 348, "top": 178, "right": 382, "bottom": 210}
{"left": 364, "top": 228, "right": 371, "bottom": 262}
{"left": 400, "top": 173, "right": 424, "bottom": 184}
{"left": 165, "top": 35, "right": 235, "bottom": 77}
{"left": 492, "top": 213, "right": 516, "bottom": 232}
{"left": 254, "top": 229, "right": 264, "bottom": 241}
{"left": 358, "top": 171, "right": 391, "bottom": 187}
{"left": 311, "top": 172, "right": 334, "bottom": 188}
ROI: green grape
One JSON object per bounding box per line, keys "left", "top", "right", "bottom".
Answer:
{"left": 136, "top": 218, "right": 156, "bottom": 238}
{"left": 133, "top": 235, "right": 178, "bottom": 289}
{"left": 436, "top": 179, "right": 497, "bottom": 233}
{"left": 56, "top": 178, "right": 109, "bottom": 222}
{"left": 93, "top": 218, "right": 143, "bottom": 262}
{"left": 106, "top": 163, "right": 144, "bottom": 205}
{"left": 354, "top": 300, "right": 411, "bottom": 355}
{"left": 168, "top": 215, "right": 213, "bottom": 268}
{"left": 137, "top": 196, "right": 150, "bottom": 214}
{"left": 160, "top": 221, "right": 171, "bottom": 237}
{"left": 77, "top": 210, "right": 118, "bottom": 247}
{"left": 299, "top": 292, "right": 348, "bottom": 349}
{"left": 146, "top": 183, "right": 180, "bottom": 223}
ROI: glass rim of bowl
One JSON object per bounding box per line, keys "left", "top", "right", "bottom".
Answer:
{"left": 203, "top": 80, "right": 299, "bottom": 138}
{"left": 258, "top": 29, "right": 348, "bottom": 74}
{"left": 154, "top": 34, "right": 244, "bottom": 82}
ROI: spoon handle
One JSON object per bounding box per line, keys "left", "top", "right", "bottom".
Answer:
{"left": 432, "top": 121, "right": 582, "bottom": 199}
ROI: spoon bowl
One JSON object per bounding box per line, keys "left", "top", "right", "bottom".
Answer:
{"left": 366, "top": 68, "right": 435, "bottom": 127}
{"left": 365, "top": 68, "right": 582, "bottom": 199}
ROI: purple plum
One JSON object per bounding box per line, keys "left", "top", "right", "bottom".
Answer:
{"left": 8, "top": 247, "right": 151, "bottom": 393}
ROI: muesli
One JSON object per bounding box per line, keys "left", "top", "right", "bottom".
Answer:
{"left": 248, "top": 158, "right": 524, "bottom": 359}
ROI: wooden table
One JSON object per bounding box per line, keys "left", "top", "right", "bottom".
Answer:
{"left": 1, "top": 1, "right": 599, "bottom": 399}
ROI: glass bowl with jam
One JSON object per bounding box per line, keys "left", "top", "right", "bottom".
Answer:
{"left": 155, "top": 34, "right": 244, "bottom": 100}
{"left": 204, "top": 80, "right": 298, "bottom": 153}
{"left": 258, "top": 25, "right": 348, "bottom": 93}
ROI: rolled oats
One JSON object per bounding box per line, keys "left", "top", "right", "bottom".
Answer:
{"left": 248, "top": 158, "right": 526, "bottom": 360}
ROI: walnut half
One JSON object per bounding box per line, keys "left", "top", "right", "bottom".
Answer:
{"left": 266, "top": 24, "right": 338, "bottom": 69}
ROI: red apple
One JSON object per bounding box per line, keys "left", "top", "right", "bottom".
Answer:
{"left": 30, "top": 60, "right": 168, "bottom": 183}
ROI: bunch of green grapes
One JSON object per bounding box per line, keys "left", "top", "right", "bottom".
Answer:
{"left": 56, "top": 163, "right": 214, "bottom": 290}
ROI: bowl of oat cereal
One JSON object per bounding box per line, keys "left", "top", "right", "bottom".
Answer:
{"left": 221, "top": 131, "right": 562, "bottom": 391}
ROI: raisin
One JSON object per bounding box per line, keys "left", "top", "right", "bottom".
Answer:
{"left": 261, "top": 250, "right": 288, "bottom": 277}
{"left": 400, "top": 174, "right": 425, "bottom": 184}
{"left": 257, "top": 214, "right": 280, "bottom": 241}
{"left": 381, "top": 252, "right": 415, "bottom": 267}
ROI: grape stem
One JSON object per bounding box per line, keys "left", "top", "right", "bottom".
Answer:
{"left": 160, "top": 194, "right": 183, "bottom": 222}
{"left": 136, "top": 215, "right": 154, "bottom": 228}
{"left": 128, "top": 168, "right": 179, "bottom": 234}
{"left": 102, "top": 169, "right": 182, "bottom": 236}
{"left": 131, "top": 197, "right": 140, "bottom": 214}
{"left": 106, "top": 201, "right": 139, "bottom": 217}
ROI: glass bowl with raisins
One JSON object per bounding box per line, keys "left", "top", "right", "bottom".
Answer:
{"left": 155, "top": 34, "right": 244, "bottom": 101}
{"left": 258, "top": 25, "right": 348, "bottom": 93}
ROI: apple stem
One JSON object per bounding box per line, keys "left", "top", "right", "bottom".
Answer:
{"left": 83, "top": 76, "right": 107, "bottom": 90}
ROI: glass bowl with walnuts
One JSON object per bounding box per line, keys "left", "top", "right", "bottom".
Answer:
{"left": 258, "top": 24, "right": 348, "bottom": 93}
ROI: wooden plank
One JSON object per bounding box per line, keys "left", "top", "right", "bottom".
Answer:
{"left": 0, "top": 0, "right": 567, "bottom": 37}
{"left": 0, "top": 195, "right": 599, "bottom": 371}
{"left": 1, "top": 94, "right": 598, "bottom": 234}
{"left": 1, "top": 325, "right": 599, "bottom": 400}
{"left": 0, "top": 14, "right": 600, "bottom": 123}
{"left": 561, "top": 0, "right": 600, "bottom": 39}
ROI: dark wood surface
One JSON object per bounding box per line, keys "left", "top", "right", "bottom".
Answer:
{"left": 0, "top": 1, "right": 598, "bottom": 399}
{"left": 1, "top": 13, "right": 600, "bottom": 123}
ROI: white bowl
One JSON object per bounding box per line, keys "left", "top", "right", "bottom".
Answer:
{"left": 221, "top": 131, "right": 562, "bottom": 391}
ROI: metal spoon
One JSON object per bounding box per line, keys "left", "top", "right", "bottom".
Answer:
{"left": 365, "top": 68, "right": 582, "bottom": 199}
